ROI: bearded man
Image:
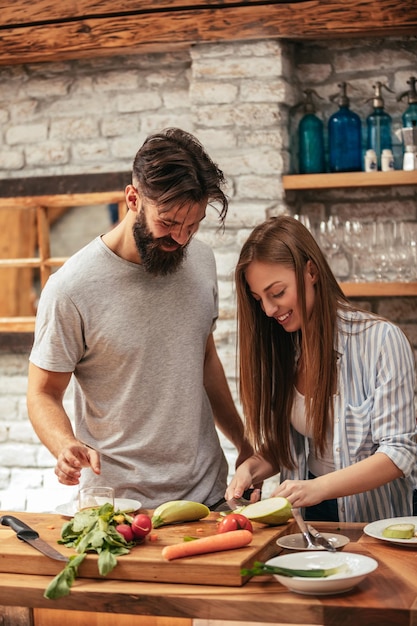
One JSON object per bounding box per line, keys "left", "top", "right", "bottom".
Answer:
{"left": 27, "top": 128, "right": 253, "bottom": 509}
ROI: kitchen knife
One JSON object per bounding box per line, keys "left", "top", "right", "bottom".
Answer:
{"left": 307, "top": 524, "right": 337, "bottom": 552}
{"left": 0, "top": 515, "right": 69, "bottom": 562}
{"left": 210, "top": 489, "right": 255, "bottom": 512}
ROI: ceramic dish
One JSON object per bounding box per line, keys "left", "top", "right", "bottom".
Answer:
{"left": 265, "top": 551, "right": 378, "bottom": 595}
{"left": 363, "top": 516, "right": 417, "bottom": 547}
{"left": 277, "top": 532, "right": 350, "bottom": 551}
{"left": 55, "top": 498, "right": 141, "bottom": 518}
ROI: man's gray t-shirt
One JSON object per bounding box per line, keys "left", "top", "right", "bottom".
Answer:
{"left": 30, "top": 236, "right": 228, "bottom": 508}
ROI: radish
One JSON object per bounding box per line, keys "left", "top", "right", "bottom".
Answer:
{"left": 131, "top": 513, "right": 152, "bottom": 538}
{"left": 116, "top": 523, "right": 134, "bottom": 542}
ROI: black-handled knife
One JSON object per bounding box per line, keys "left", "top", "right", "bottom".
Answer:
{"left": 0, "top": 515, "right": 69, "bottom": 562}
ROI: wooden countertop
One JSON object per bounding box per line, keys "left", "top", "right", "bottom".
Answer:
{"left": 0, "top": 517, "right": 416, "bottom": 625}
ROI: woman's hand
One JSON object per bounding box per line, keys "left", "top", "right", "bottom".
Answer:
{"left": 272, "top": 478, "right": 324, "bottom": 508}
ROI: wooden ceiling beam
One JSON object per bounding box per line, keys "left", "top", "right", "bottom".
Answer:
{"left": 0, "top": 1, "right": 296, "bottom": 26}
{"left": 0, "top": 1, "right": 415, "bottom": 66}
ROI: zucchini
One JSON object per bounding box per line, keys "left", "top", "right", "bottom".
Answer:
{"left": 239, "top": 497, "right": 292, "bottom": 525}
{"left": 151, "top": 500, "right": 210, "bottom": 528}
{"left": 382, "top": 523, "right": 415, "bottom": 539}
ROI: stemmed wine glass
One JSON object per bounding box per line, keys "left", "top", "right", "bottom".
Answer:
{"left": 317, "top": 216, "right": 348, "bottom": 280}
{"left": 343, "top": 219, "right": 367, "bottom": 282}
{"left": 371, "top": 220, "right": 397, "bottom": 282}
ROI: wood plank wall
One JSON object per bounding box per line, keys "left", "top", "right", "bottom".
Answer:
{"left": 0, "top": 1, "right": 416, "bottom": 66}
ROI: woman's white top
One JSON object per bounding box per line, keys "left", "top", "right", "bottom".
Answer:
{"left": 291, "top": 386, "right": 335, "bottom": 477}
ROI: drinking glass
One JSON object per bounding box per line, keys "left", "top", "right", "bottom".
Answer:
{"left": 371, "top": 220, "right": 397, "bottom": 282}
{"left": 317, "top": 216, "right": 348, "bottom": 281}
{"left": 294, "top": 213, "right": 317, "bottom": 238}
{"left": 395, "top": 221, "right": 417, "bottom": 281}
{"left": 343, "top": 219, "right": 366, "bottom": 282}
{"left": 78, "top": 486, "right": 114, "bottom": 511}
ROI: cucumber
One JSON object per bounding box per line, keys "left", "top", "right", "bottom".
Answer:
{"left": 382, "top": 523, "right": 415, "bottom": 539}
{"left": 239, "top": 497, "right": 292, "bottom": 525}
{"left": 151, "top": 500, "right": 210, "bottom": 528}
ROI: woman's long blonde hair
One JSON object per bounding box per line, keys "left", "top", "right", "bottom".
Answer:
{"left": 235, "top": 216, "right": 351, "bottom": 470}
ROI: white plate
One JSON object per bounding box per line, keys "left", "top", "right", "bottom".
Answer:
{"left": 266, "top": 551, "right": 378, "bottom": 595}
{"left": 55, "top": 498, "right": 142, "bottom": 518}
{"left": 364, "top": 516, "right": 417, "bottom": 546}
{"left": 277, "top": 532, "right": 350, "bottom": 551}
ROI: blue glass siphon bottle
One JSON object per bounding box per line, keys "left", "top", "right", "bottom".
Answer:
{"left": 398, "top": 76, "right": 417, "bottom": 128}
{"left": 365, "top": 81, "right": 394, "bottom": 170}
{"left": 328, "top": 82, "right": 362, "bottom": 173}
{"left": 298, "top": 89, "right": 325, "bottom": 174}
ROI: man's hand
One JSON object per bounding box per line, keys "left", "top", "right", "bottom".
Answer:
{"left": 55, "top": 442, "right": 101, "bottom": 485}
{"left": 225, "top": 463, "right": 255, "bottom": 503}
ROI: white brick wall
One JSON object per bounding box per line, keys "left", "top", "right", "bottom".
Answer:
{"left": 0, "top": 36, "right": 416, "bottom": 511}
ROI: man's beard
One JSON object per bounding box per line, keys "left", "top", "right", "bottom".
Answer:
{"left": 133, "top": 210, "right": 187, "bottom": 276}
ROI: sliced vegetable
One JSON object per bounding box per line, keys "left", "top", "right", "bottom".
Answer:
{"left": 151, "top": 500, "right": 210, "bottom": 528}
{"left": 217, "top": 513, "right": 253, "bottom": 534}
{"left": 162, "top": 529, "right": 253, "bottom": 560}
{"left": 239, "top": 497, "right": 292, "bottom": 525}
{"left": 382, "top": 523, "right": 415, "bottom": 539}
{"left": 241, "top": 560, "right": 350, "bottom": 579}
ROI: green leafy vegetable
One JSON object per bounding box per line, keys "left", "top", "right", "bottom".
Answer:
{"left": 44, "top": 553, "right": 86, "bottom": 599}
{"left": 44, "top": 503, "right": 136, "bottom": 600}
{"left": 241, "top": 560, "right": 349, "bottom": 579}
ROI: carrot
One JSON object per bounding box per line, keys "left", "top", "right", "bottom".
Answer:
{"left": 161, "top": 529, "right": 253, "bottom": 561}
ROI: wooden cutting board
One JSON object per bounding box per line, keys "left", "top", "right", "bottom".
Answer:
{"left": 0, "top": 510, "right": 289, "bottom": 586}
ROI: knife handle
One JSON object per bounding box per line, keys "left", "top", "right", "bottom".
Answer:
{"left": 0, "top": 515, "right": 39, "bottom": 540}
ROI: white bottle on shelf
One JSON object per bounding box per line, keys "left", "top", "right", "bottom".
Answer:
{"left": 381, "top": 148, "right": 394, "bottom": 171}
{"left": 364, "top": 149, "right": 377, "bottom": 172}
{"left": 403, "top": 145, "right": 417, "bottom": 171}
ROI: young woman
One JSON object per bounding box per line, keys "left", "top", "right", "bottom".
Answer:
{"left": 225, "top": 215, "right": 417, "bottom": 522}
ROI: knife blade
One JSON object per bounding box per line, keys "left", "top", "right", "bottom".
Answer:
{"left": 210, "top": 488, "right": 256, "bottom": 512}
{"left": 307, "top": 524, "right": 337, "bottom": 552}
{"left": 0, "top": 515, "right": 69, "bottom": 562}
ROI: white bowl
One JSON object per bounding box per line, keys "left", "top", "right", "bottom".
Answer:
{"left": 266, "top": 551, "right": 378, "bottom": 595}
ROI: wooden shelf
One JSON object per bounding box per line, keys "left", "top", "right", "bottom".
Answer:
{"left": 0, "top": 317, "right": 35, "bottom": 332}
{"left": 340, "top": 282, "right": 417, "bottom": 298}
{"left": 282, "top": 170, "right": 417, "bottom": 191}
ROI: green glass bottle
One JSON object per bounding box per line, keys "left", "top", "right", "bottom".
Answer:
{"left": 365, "top": 81, "right": 394, "bottom": 170}
{"left": 398, "top": 76, "right": 417, "bottom": 128}
{"left": 298, "top": 89, "right": 325, "bottom": 174}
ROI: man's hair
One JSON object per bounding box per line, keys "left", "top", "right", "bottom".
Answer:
{"left": 132, "top": 128, "right": 228, "bottom": 226}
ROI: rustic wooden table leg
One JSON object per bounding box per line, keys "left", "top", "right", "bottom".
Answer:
{"left": 0, "top": 605, "right": 34, "bottom": 625}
